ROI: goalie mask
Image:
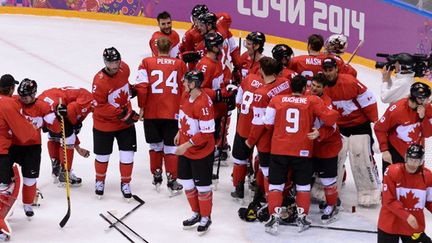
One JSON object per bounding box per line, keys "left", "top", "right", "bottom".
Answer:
{"left": 325, "top": 34, "right": 348, "bottom": 55}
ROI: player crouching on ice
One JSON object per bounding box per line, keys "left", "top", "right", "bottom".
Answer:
{"left": 378, "top": 144, "right": 432, "bottom": 243}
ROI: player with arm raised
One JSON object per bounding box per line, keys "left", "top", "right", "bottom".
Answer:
{"left": 374, "top": 82, "right": 432, "bottom": 175}
{"left": 136, "top": 36, "right": 187, "bottom": 195}
{"left": 263, "top": 75, "right": 339, "bottom": 234}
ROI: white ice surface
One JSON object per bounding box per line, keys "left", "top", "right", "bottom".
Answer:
{"left": 0, "top": 14, "right": 431, "bottom": 243}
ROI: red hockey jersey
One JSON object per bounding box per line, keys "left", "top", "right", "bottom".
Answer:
{"left": 0, "top": 95, "right": 38, "bottom": 154}
{"left": 264, "top": 94, "right": 339, "bottom": 157}
{"left": 312, "top": 93, "right": 342, "bottom": 158}
{"left": 324, "top": 74, "right": 378, "bottom": 128}
{"left": 289, "top": 54, "right": 328, "bottom": 80}
{"left": 328, "top": 54, "right": 358, "bottom": 77}
{"left": 179, "top": 26, "right": 203, "bottom": 54}
{"left": 239, "top": 52, "right": 262, "bottom": 79}
{"left": 178, "top": 91, "right": 215, "bottom": 159}
{"left": 39, "top": 87, "right": 94, "bottom": 126}
{"left": 12, "top": 96, "right": 60, "bottom": 146}
{"left": 92, "top": 61, "right": 133, "bottom": 132}
{"left": 135, "top": 56, "right": 187, "bottom": 120}
{"left": 378, "top": 163, "right": 432, "bottom": 236}
{"left": 236, "top": 73, "right": 264, "bottom": 138}
{"left": 149, "top": 30, "right": 180, "bottom": 58}
{"left": 281, "top": 67, "right": 297, "bottom": 80}
{"left": 374, "top": 98, "right": 432, "bottom": 157}
{"left": 246, "top": 77, "right": 292, "bottom": 153}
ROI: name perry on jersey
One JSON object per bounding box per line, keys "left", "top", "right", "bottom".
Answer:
{"left": 157, "top": 58, "right": 176, "bottom": 65}
{"left": 282, "top": 96, "right": 307, "bottom": 104}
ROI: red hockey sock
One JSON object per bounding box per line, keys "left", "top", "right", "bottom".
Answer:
{"left": 47, "top": 140, "right": 60, "bottom": 160}
{"left": 95, "top": 160, "right": 108, "bottom": 181}
{"left": 164, "top": 154, "right": 178, "bottom": 179}
{"left": 296, "top": 191, "right": 311, "bottom": 215}
{"left": 59, "top": 146, "right": 74, "bottom": 171}
{"left": 268, "top": 190, "right": 283, "bottom": 214}
{"left": 324, "top": 184, "right": 338, "bottom": 206}
{"left": 232, "top": 164, "right": 247, "bottom": 187}
{"left": 185, "top": 188, "right": 200, "bottom": 213}
{"left": 22, "top": 183, "right": 36, "bottom": 205}
{"left": 120, "top": 162, "right": 133, "bottom": 183}
{"left": 198, "top": 191, "right": 213, "bottom": 217}
{"left": 256, "top": 169, "right": 264, "bottom": 191}
{"left": 149, "top": 150, "right": 163, "bottom": 174}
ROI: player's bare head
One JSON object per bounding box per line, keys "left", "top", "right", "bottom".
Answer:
{"left": 18, "top": 78, "right": 37, "bottom": 104}
{"left": 103, "top": 47, "right": 121, "bottom": 75}
{"left": 0, "top": 74, "right": 18, "bottom": 96}
{"left": 405, "top": 143, "right": 425, "bottom": 172}
{"left": 157, "top": 11, "right": 172, "bottom": 35}
{"left": 291, "top": 75, "right": 308, "bottom": 94}
{"left": 157, "top": 36, "right": 172, "bottom": 55}
{"left": 311, "top": 73, "right": 327, "bottom": 96}
{"left": 259, "top": 57, "right": 280, "bottom": 77}
{"left": 307, "top": 34, "right": 324, "bottom": 52}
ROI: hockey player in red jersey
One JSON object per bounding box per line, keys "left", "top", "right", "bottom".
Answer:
{"left": 239, "top": 31, "right": 266, "bottom": 78}
{"left": 324, "top": 34, "right": 358, "bottom": 77}
{"left": 375, "top": 82, "right": 432, "bottom": 175}
{"left": 92, "top": 47, "right": 139, "bottom": 199}
{"left": 263, "top": 75, "right": 339, "bottom": 234}
{"left": 243, "top": 57, "right": 292, "bottom": 200}
{"left": 10, "top": 79, "right": 62, "bottom": 218}
{"left": 175, "top": 70, "right": 215, "bottom": 235}
{"left": 309, "top": 74, "right": 343, "bottom": 223}
{"left": 378, "top": 144, "right": 432, "bottom": 243}
{"left": 179, "top": 4, "right": 208, "bottom": 55}
{"left": 271, "top": 44, "right": 297, "bottom": 80}
{"left": 38, "top": 86, "right": 93, "bottom": 187}
{"left": 0, "top": 74, "right": 38, "bottom": 240}
{"left": 289, "top": 34, "right": 327, "bottom": 80}
{"left": 136, "top": 36, "right": 187, "bottom": 195}
{"left": 149, "top": 11, "right": 180, "bottom": 58}
{"left": 322, "top": 57, "right": 380, "bottom": 206}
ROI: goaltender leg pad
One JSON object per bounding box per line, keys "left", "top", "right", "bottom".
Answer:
{"left": 336, "top": 136, "right": 349, "bottom": 194}
{"left": 348, "top": 135, "right": 381, "bottom": 206}
{"left": 0, "top": 163, "right": 23, "bottom": 236}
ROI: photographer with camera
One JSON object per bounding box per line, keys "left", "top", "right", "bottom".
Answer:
{"left": 380, "top": 54, "right": 416, "bottom": 104}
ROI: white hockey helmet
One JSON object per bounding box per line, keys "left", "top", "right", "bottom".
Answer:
{"left": 325, "top": 34, "right": 348, "bottom": 55}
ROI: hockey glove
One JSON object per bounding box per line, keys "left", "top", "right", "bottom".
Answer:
{"left": 118, "top": 107, "right": 139, "bottom": 125}
{"left": 181, "top": 51, "right": 201, "bottom": 63}
{"left": 412, "top": 232, "right": 432, "bottom": 243}
{"left": 56, "top": 104, "right": 68, "bottom": 117}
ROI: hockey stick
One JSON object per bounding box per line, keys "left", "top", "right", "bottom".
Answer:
{"left": 212, "top": 114, "right": 229, "bottom": 188}
{"left": 100, "top": 213, "right": 135, "bottom": 243}
{"left": 108, "top": 195, "right": 145, "bottom": 229}
{"left": 346, "top": 40, "right": 364, "bottom": 65}
{"left": 107, "top": 211, "right": 149, "bottom": 243}
{"left": 59, "top": 98, "right": 71, "bottom": 228}
{"left": 285, "top": 222, "right": 377, "bottom": 234}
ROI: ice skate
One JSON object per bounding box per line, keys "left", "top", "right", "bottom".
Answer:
{"left": 152, "top": 169, "right": 163, "bottom": 192}
{"left": 264, "top": 213, "right": 280, "bottom": 235}
{"left": 197, "top": 216, "right": 212, "bottom": 235}
{"left": 167, "top": 173, "right": 183, "bottom": 197}
{"left": 182, "top": 212, "right": 201, "bottom": 230}
{"left": 120, "top": 182, "right": 132, "bottom": 201}
{"left": 296, "top": 207, "right": 312, "bottom": 233}
{"left": 51, "top": 159, "right": 61, "bottom": 184}
{"left": 95, "top": 180, "right": 105, "bottom": 199}
{"left": 58, "top": 168, "right": 82, "bottom": 187}
{"left": 230, "top": 182, "right": 245, "bottom": 204}
{"left": 321, "top": 205, "right": 339, "bottom": 224}
{"left": 23, "top": 204, "right": 34, "bottom": 219}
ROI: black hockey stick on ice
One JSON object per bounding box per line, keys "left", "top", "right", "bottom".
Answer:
{"left": 107, "top": 211, "right": 149, "bottom": 243}
{"left": 286, "top": 222, "right": 378, "bottom": 234}
{"left": 108, "top": 195, "right": 145, "bottom": 229}
{"left": 100, "top": 213, "right": 135, "bottom": 243}
{"left": 213, "top": 114, "right": 229, "bottom": 182}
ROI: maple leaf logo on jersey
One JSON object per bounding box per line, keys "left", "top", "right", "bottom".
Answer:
{"left": 114, "top": 89, "right": 129, "bottom": 106}
{"left": 396, "top": 123, "right": 420, "bottom": 142}
{"left": 179, "top": 115, "right": 191, "bottom": 136}
{"left": 400, "top": 190, "right": 420, "bottom": 211}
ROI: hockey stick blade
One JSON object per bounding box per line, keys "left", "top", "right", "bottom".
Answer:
{"left": 107, "top": 211, "right": 149, "bottom": 243}
{"left": 286, "top": 222, "right": 377, "bottom": 234}
{"left": 59, "top": 198, "right": 71, "bottom": 228}
{"left": 100, "top": 213, "right": 135, "bottom": 243}
{"left": 108, "top": 195, "right": 145, "bottom": 229}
